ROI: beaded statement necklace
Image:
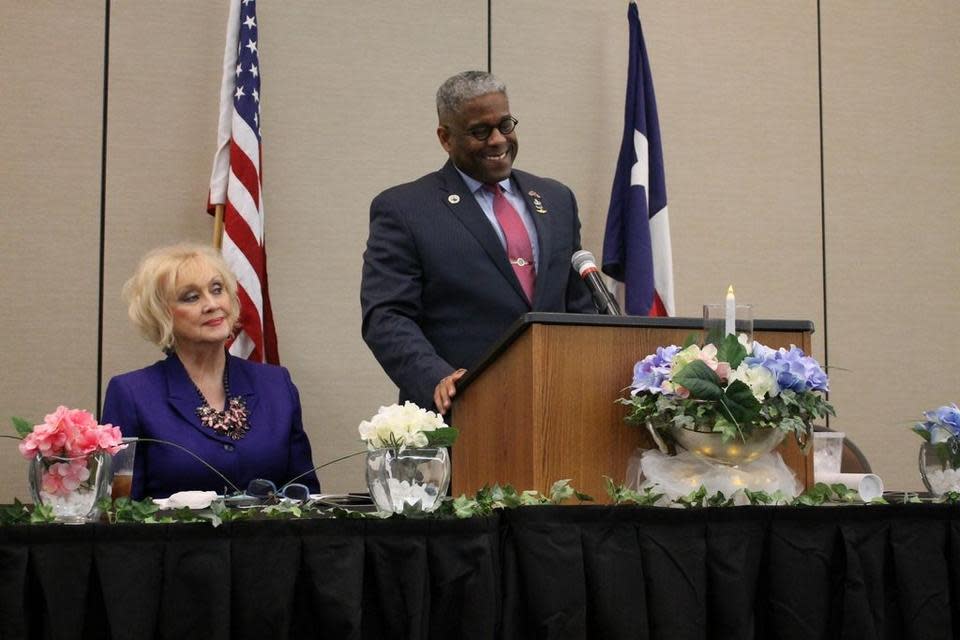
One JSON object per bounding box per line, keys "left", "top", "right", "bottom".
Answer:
{"left": 193, "top": 365, "right": 251, "bottom": 441}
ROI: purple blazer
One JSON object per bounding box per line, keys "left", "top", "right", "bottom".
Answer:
{"left": 101, "top": 353, "right": 320, "bottom": 499}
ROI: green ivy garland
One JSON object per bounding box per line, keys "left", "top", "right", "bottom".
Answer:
{"left": 1, "top": 480, "right": 952, "bottom": 527}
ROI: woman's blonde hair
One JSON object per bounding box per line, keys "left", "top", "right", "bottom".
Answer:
{"left": 123, "top": 243, "right": 241, "bottom": 351}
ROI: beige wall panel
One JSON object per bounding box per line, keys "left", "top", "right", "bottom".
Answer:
{"left": 495, "top": 3, "right": 823, "bottom": 432}
{"left": 495, "top": 2, "right": 824, "bottom": 355}
{"left": 0, "top": 7, "right": 104, "bottom": 499}
{"left": 100, "top": 2, "right": 485, "bottom": 494}
{"left": 14, "top": 0, "right": 951, "bottom": 504}
{"left": 101, "top": 3, "right": 227, "bottom": 387}
{"left": 822, "top": 3, "right": 960, "bottom": 491}
{"left": 247, "top": 2, "right": 486, "bottom": 492}
{"left": 637, "top": 2, "right": 822, "bottom": 339}
{"left": 491, "top": 1, "right": 625, "bottom": 276}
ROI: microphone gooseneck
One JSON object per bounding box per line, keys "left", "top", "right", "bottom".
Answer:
{"left": 571, "top": 250, "right": 622, "bottom": 316}
{"left": 133, "top": 437, "right": 366, "bottom": 497}
{"left": 280, "top": 449, "right": 367, "bottom": 491}
{"left": 134, "top": 437, "right": 242, "bottom": 494}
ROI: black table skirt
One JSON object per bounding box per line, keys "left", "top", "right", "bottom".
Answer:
{"left": 0, "top": 504, "right": 957, "bottom": 640}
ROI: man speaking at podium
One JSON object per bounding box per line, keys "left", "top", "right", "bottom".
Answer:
{"left": 361, "top": 70, "right": 594, "bottom": 415}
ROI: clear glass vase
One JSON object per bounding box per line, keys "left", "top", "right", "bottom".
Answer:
{"left": 365, "top": 447, "right": 450, "bottom": 513}
{"left": 29, "top": 450, "right": 112, "bottom": 523}
{"left": 918, "top": 442, "right": 960, "bottom": 496}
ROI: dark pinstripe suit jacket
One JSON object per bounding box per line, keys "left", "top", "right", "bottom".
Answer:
{"left": 361, "top": 160, "right": 595, "bottom": 409}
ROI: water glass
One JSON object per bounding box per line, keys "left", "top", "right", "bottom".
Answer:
{"left": 813, "top": 431, "right": 844, "bottom": 476}
{"left": 111, "top": 437, "right": 138, "bottom": 500}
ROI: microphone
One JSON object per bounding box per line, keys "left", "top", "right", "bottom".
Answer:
{"left": 571, "top": 250, "right": 622, "bottom": 316}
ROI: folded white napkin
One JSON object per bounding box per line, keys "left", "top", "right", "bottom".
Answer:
{"left": 153, "top": 490, "right": 218, "bottom": 510}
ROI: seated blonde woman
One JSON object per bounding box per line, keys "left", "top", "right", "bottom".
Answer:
{"left": 101, "top": 243, "right": 319, "bottom": 499}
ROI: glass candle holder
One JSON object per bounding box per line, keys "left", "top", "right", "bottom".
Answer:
{"left": 703, "top": 303, "right": 753, "bottom": 346}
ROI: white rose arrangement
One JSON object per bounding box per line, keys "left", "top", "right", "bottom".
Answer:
{"left": 358, "top": 402, "right": 458, "bottom": 451}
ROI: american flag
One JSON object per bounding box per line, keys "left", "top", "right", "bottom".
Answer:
{"left": 602, "top": 2, "right": 675, "bottom": 317}
{"left": 208, "top": 0, "right": 279, "bottom": 363}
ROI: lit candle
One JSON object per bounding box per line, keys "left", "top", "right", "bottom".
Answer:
{"left": 725, "top": 285, "right": 735, "bottom": 336}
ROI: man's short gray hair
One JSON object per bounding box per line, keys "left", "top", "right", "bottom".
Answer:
{"left": 436, "top": 71, "right": 507, "bottom": 120}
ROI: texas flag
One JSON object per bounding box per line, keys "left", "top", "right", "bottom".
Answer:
{"left": 602, "top": 2, "right": 675, "bottom": 316}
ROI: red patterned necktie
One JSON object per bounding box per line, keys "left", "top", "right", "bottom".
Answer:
{"left": 485, "top": 184, "right": 536, "bottom": 303}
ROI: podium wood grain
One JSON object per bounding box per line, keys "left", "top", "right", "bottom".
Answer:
{"left": 452, "top": 320, "right": 814, "bottom": 502}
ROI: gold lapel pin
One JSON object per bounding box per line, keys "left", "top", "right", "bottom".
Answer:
{"left": 528, "top": 190, "right": 547, "bottom": 214}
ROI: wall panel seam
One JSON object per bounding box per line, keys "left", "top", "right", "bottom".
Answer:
{"left": 96, "top": 0, "right": 111, "bottom": 419}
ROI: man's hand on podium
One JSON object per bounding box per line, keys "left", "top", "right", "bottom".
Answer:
{"left": 434, "top": 368, "right": 467, "bottom": 415}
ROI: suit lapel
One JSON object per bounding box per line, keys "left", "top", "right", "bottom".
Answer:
{"left": 227, "top": 355, "right": 260, "bottom": 418}
{"left": 512, "top": 171, "right": 553, "bottom": 310}
{"left": 164, "top": 355, "right": 207, "bottom": 436}
{"left": 438, "top": 161, "right": 530, "bottom": 305}
{"left": 164, "top": 353, "right": 258, "bottom": 441}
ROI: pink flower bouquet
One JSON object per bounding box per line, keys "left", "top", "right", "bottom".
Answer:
{"left": 16, "top": 406, "right": 125, "bottom": 498}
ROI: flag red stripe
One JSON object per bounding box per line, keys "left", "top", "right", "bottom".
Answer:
{"left": 648, "top": 291, "right": 667, "bottom": 317}
{"left": 261, "top": 277, "right": 279, "bottom": 363}
{"left": 235, "top": 285, "right": 266, "bottom": 363}
{"left": 224, "top": 202, "right": 265, "bottom": 278}
{"left": 229, "top": 140, "right": 261, "bottom": 207}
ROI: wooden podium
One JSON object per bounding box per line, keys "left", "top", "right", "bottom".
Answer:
{"left": 451, "top": 313, "right": 815, "bottom": 502}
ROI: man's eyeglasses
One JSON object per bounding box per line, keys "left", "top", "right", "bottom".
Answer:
{"left": 453, "top": 116, "right": 519, "bottom": 141}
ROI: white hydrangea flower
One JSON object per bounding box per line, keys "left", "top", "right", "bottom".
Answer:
{"left": 729, "top": 363, "right": 779, "bottom": 402}
{"left": 358, "top": 401, "right": 448, "bottom": 450}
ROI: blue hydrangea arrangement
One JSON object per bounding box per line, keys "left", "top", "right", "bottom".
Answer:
{"left": 621, "top": 334, "right": 835, "bottom": 444}
{"left": 913, "top": 403, "right": 960, "bottom": 467}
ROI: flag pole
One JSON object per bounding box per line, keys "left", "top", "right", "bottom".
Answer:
{"left": 209, "top": 0, "right": 241, "bottom": 253}
{"left": 212, "top": 204, "right": 225, "bottom": 249}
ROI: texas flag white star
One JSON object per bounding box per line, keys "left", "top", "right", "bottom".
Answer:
{"left": 630, "top": 128, "right": 674, "bottom": 316}
{"left": 630, "top": 129, "right": 650, "bottom": 210}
